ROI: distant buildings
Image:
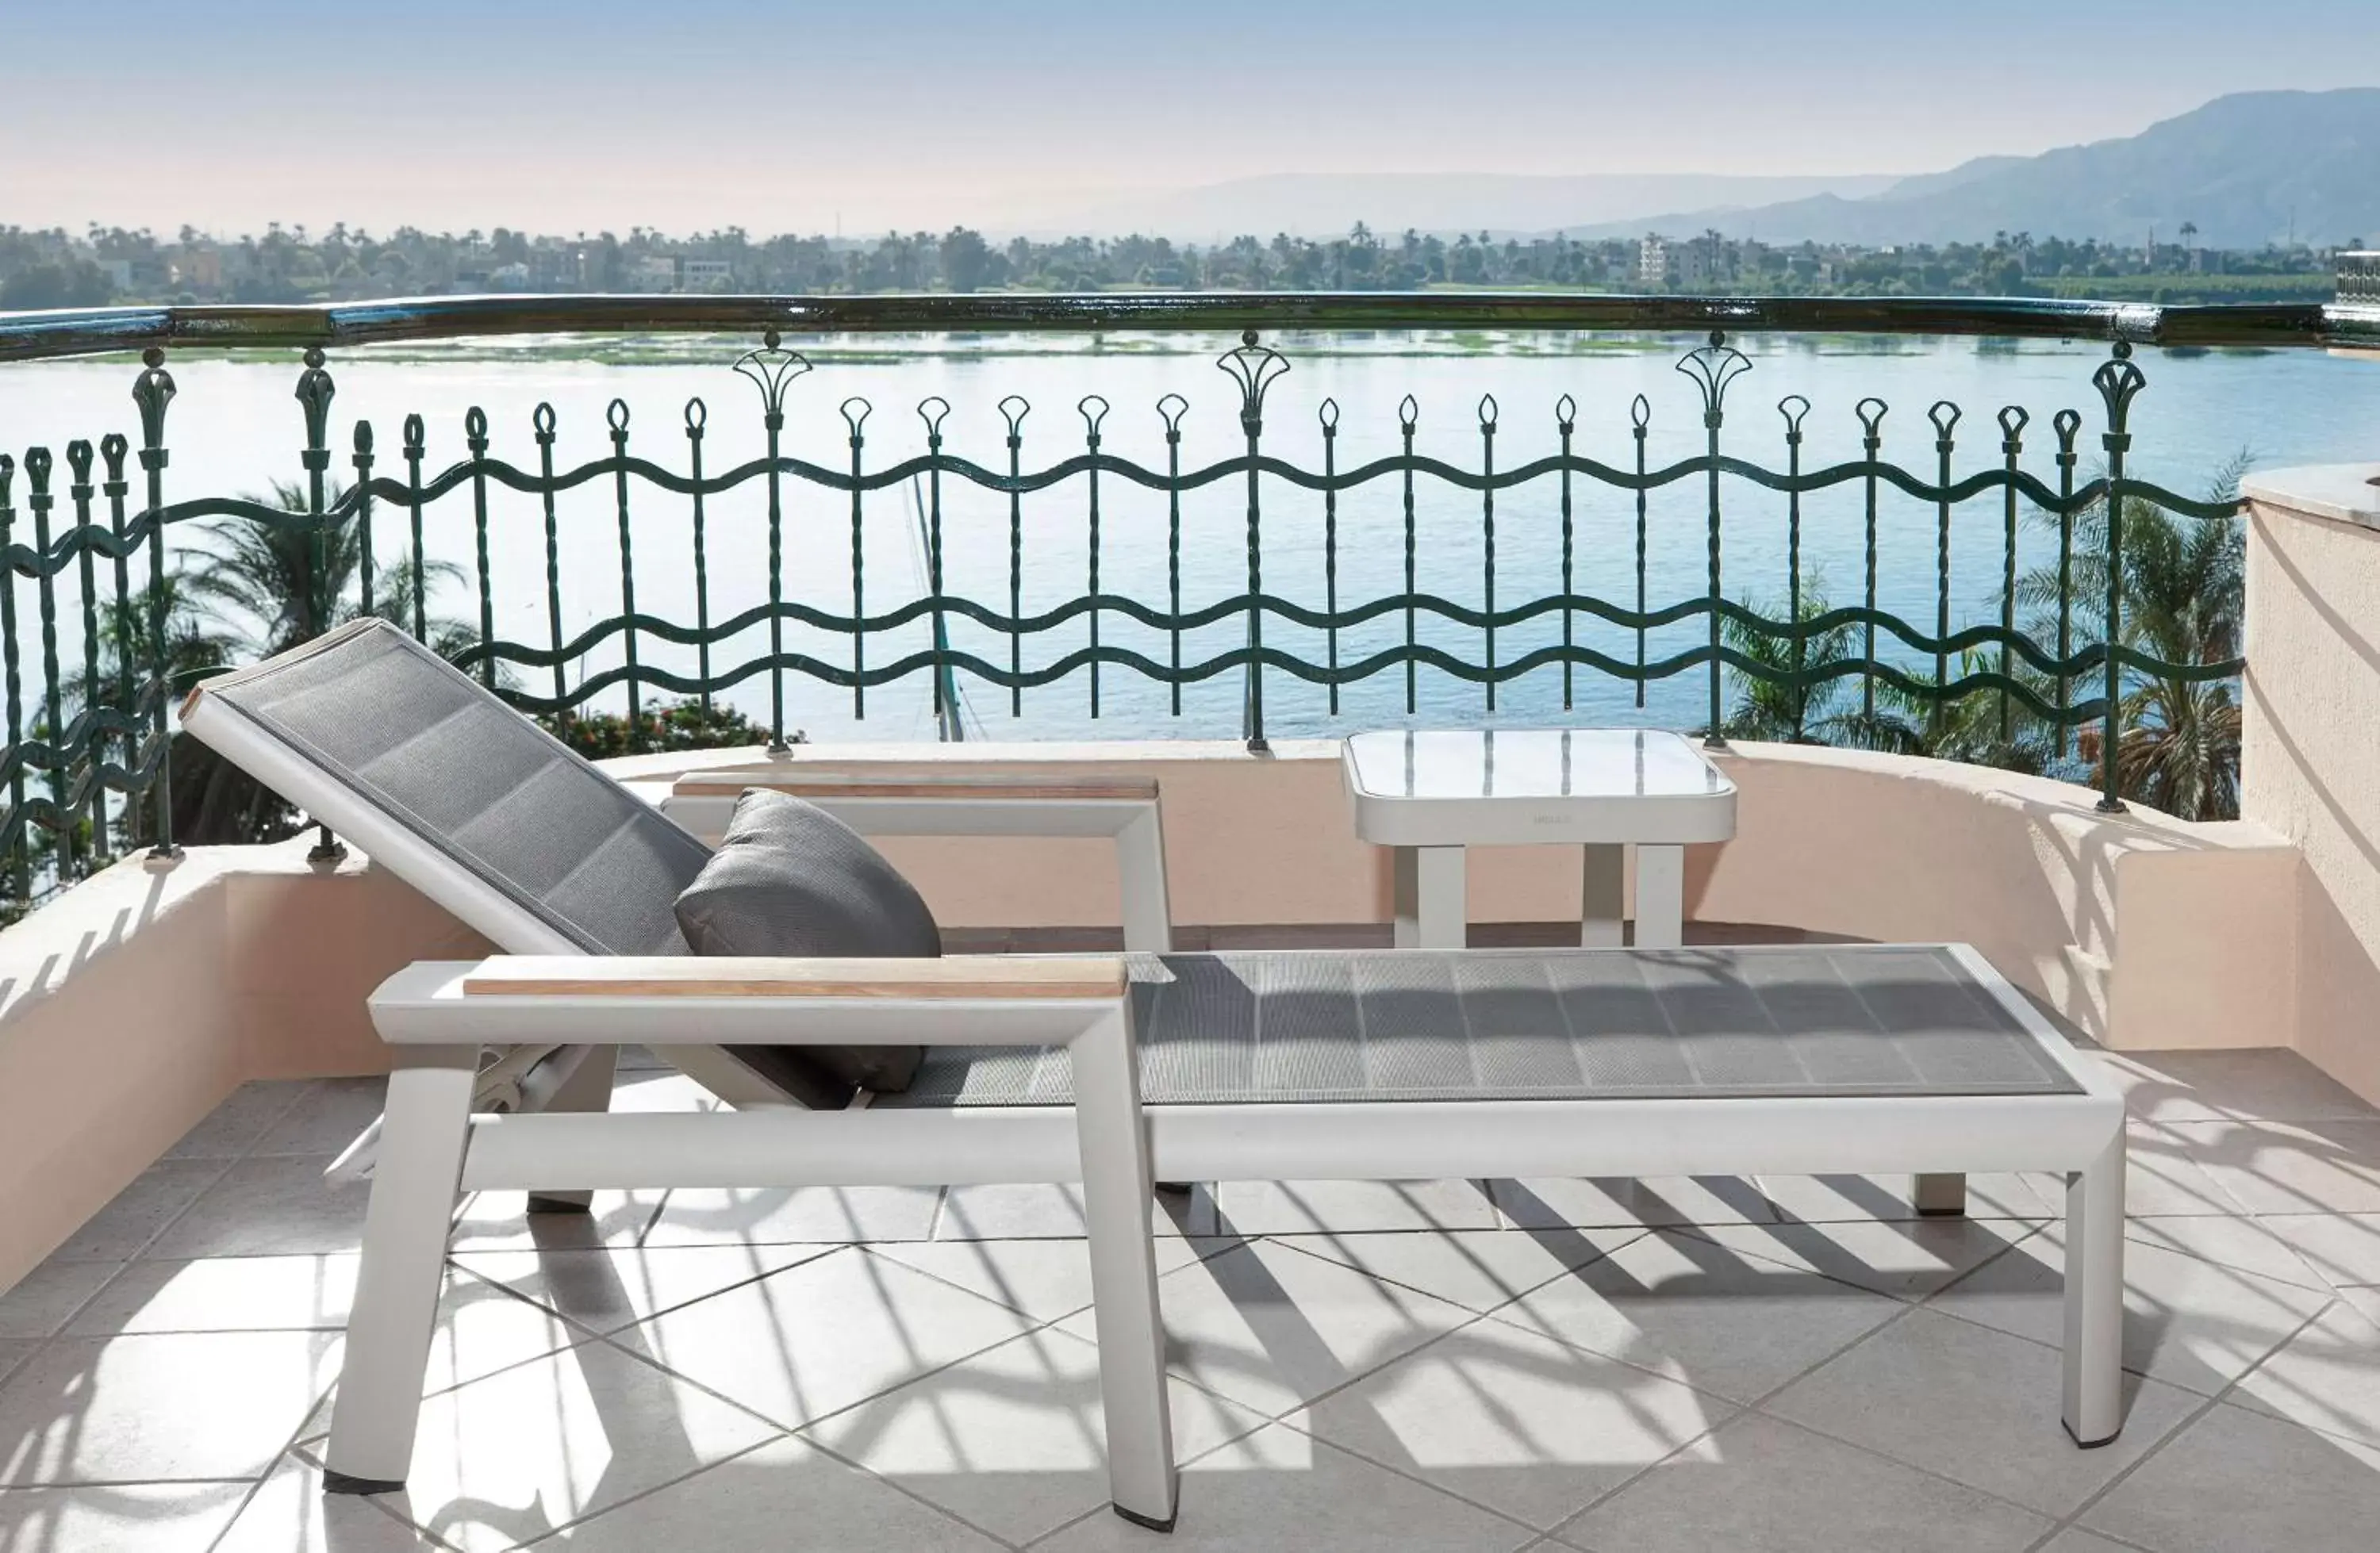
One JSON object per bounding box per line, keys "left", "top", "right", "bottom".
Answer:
{"left": 2340, "top": 251, "right": 2380, "bottom": 305}
{"left": 1637, "top": 234, "right": 1671, "bottom": 286}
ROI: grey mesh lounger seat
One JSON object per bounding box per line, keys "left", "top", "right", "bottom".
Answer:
{"left": 182, "top": 619, "right": 2131, "bottom": 1536}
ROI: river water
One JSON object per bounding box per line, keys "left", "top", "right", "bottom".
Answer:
{"left": 3, "top": 332, "right": 2374, "bottom": 743}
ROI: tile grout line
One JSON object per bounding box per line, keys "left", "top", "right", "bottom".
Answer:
{"left": 1553, "top": 1220, "right": 2097, "bottom": 1536}
{"left": 2014, "top": 1297, "right": 2344, "bottom": 1553}
{"left": 1, "top": 1079, "right": 320, "bottom": 1509}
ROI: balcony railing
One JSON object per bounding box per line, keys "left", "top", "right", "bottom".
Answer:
{"left": 2, "top": 291, "right": 2373, "bottom": 910}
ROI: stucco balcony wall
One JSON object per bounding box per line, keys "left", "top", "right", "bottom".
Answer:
{"left": 2244, "top": 462, "right": 2380, "bottom": 1106}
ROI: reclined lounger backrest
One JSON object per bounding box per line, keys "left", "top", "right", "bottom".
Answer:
{"left": 188, "top": 619, "right": 707, "bottom": 956}
{"left": 180, "top": 618, "right": 892, "bottom": 1108}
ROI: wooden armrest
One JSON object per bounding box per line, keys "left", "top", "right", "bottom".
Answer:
{"left": 460, "top": 955, "right": 1129, "bottom": 1000}
{"left": 672, "top": 770, "right": 1158, "bottom": 803}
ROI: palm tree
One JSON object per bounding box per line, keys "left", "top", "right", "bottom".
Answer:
{"left": 1718, "top": 583, "right": 1860, "bottom": 743}
{"left": 2016, "top": 451, "right": 2248, "bottom": 819}
{"left": 159, "top": 481, "right": 477, "bottom": 843}
{"left": 1721, "top": 576, "right": 2059, "bottom": 774}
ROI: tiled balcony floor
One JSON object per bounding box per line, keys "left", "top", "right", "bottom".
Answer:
{"left": 6, "top": 1047, "right": 2380, "bottom": 1551}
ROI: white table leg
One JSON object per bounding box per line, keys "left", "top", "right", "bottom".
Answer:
{"left": 1117, "top": 807, "right": 1173, "bottom": 954}
{"left": 1416, "top": 845, "right": 1467, "bottom": 949}
{"left": 1392, "top": 847, "right": 1418, "bottom": 948}
{"left": 324, "top": 1045, "right": 476, "bottom": 1494}
{"left": 2063, "top": 1126, "right": 2128, "bottom": 1448}
{"left": 1634, "top": 844, "right": 1684, "bottom": 949}
{"left": 1581, "top": 844, "right": 1625, "bottom": 948}
{"left": 1072, "top": 1003, "right": 1178, "bottom": 1530}
{"left": 1914, "top": 1172, "right": 1967, "bottom": 1217}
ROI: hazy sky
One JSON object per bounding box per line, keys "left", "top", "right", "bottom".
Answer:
{"left": 8, "top": 0, "right": 2378, "bottom": 235}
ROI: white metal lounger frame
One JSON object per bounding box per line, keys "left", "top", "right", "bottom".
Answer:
{"left": 342, "top": 941, "right": 2126, "bottom": 1532}
{"left": 664, "top": 769, "right": 1173, "bottom": 953}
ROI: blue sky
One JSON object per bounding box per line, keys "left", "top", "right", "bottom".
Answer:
{"left": 6, "top": 0, "right": 2378, "bottom": 232}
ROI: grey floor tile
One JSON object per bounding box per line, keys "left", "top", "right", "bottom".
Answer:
{"left": 67, "top": 1252, "right": 357, "bottom": 1335}
{"left": 1267, "top": 1228, "right": 1641, "bottom": 1314}
{"left": 43, "top": 1158, "right": 228, "bottom": 1261}
{"left": 1051, "top": 1239, "right": 1476, "bottom": 1418}
{"left": 1761, "top": 1308, "right": 2202, "bottom": 1517}
{"left": 2035, "top": 1532, "right": 2148, "bottom": 1553}
{"left": 1559, "top": 1412, "right": 2050, "bottom": 1553}
{"left": 0, "top": 1482, "right": 254, "bottom": 1551}
{"left": 1927, "top": 1224, "right": 2331, "bottom": 1395}
{"left": 2261, "top": 1213, "right": 2380, "bottom": 1289}
{"left": 938, "top": 1182, "right": 1205, "bottom": 1239}
{"left": 1489, "top": 1229, "right": 1903, "bottom": 1404}
{"left": 140, "top": 1155, "right": 371, "bottom": 1259}
{"left": 1495, "top": 1176, "right": 1779, "bottom": 1230}
{"left": 250, "top": 1077, "right": 390, "bottom": 1156}
{"left": 0, "top": 1260, "right": 121, "bottom": 1340}
{"left": 0, "top": 1344, "right": 35, "bottom": 1390}
{"left": 2082, "top": 1400, "right": 2380, "bottom": 1553}
{"left": 616, "top": 1245, "right": 1041, "bottom": 1429}
{"left": 641, "top": 1184, "right": 942, "bottom": 1246}
{"left": 519, "top": 1435, "right": 1001, "bottom": 1551}
{"left": 2167, "top": 1119, "right": 2380, "bottom": 1215}
{"left": 2102, "top": 1124, "right": 2263, "bottom": 1216}
{"left": 1216, "top": 1179, "right": 1501, "bottom": 1235}
{"left": 416, "top": 1268, "right": 594, "bottom": 1395}
{"left": 448, "top": 1243, "right": 831, "bottom": 1335}
{"left": 1673, "top": 1217, "right": 2040, "bottom": 1302}
{"left": 332, "top": 1339, "right": 777, "bottom": 1553}
{"left": 1286, "top": 1317, "right": 1731, "bottom": 1530}
{"left": 1031, "top": 1423, "right": 1535, "bottom": 1552}
{"left": 2106, "top": 1049, "right": 2380, "bottom": 1126}
{"left": 0, "top": 1329, "right": 340, "bottom": 1485}
{"left": 866, "top": 1237, "right": 1230, "bottom": 1325}
{"left": 1757, "top": 1171, "right": 2053, "bottom": 1223}
{"left": 2121, "top": 1213, "right": 2331, "bottom": 1289}
{"left": 215, "top": 1452, "right": 451, "bottom": 1551}
{"left": 2229, "top": 1299, "right": 2380, "bottom": 1449}
{"left": 163, "top": 1079, "right": 309, "bottom": 1160}
{"left": 803, "top": 1326, "right": 1268, "bottom": 1546}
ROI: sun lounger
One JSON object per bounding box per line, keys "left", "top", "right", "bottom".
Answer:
{"left": 182, "top": 619, "right": 2129, "bottom": 1534}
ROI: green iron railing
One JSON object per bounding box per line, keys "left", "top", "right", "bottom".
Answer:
{"left": 3, "top": 290, "right": 2365, "bottom": 911}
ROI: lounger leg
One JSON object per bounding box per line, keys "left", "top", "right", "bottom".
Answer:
{"left": 1415, "top": 846, "right": 1466, "bottom": 949}
{"left": 1914, "top": 1173, "right": 1967, "bottom": 1217}
{"left": 1580, "top": 844, "right": 1625, "bottom": 948}
{"left": 1634, "top": 844, "right": 1684, "bottom": 949}
{"left": 2063, "top": 1126, "right": 2127, "bottom": 1448}
{"left": 1072, "top": 1005, "right": 1177, "bottom": 1532}
{"left": 324, "top": 1046, "right": 476, "bottom": 1494}
{"left": 528, "top": 1045, "right": 617, "bottom": 1214}
{"left": 1118, "top": 807, "right": 1173, "bottom": 954}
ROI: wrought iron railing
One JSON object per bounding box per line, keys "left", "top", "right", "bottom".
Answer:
{"left": 3, "top": 291, "right": 2370, "bottom": 909}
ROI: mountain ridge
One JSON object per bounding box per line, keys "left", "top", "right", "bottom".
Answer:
{"left": 1552, "top": 89, "right": 2380, "bottom": 248}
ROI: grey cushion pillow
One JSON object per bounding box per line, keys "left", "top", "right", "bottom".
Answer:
{"left": 675, "top": 788, "right": 940, "bottom": 1106}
